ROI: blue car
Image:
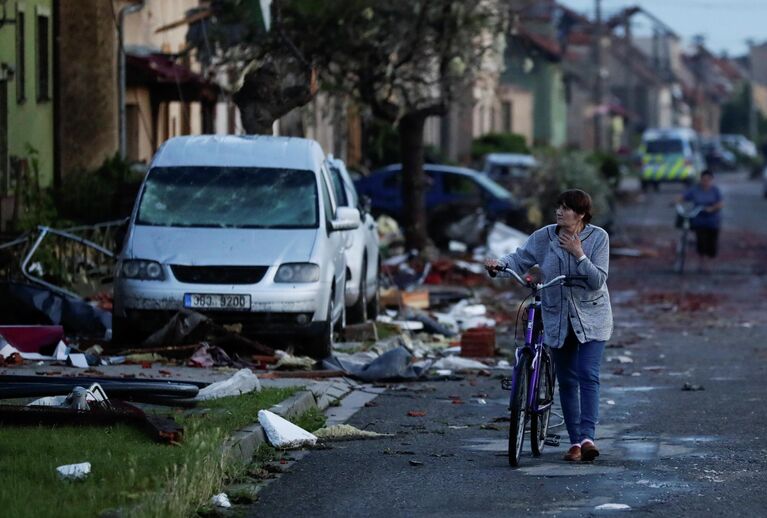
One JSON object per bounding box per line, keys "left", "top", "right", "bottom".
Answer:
{"left": 354, "top": 164, "right": 527, "bottom": 239}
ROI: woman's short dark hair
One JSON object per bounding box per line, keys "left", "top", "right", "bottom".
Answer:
{"left": 557, "top": 189, "right": 593, "bottom": 224}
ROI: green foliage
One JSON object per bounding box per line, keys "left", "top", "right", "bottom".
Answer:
{"left": 58, "top": 154, "right": 144, "bottom": 224}
{"left": 365, "top": 119, "right": 401, "bottom": 168}
{"left": 471, "top": 133, "right": 530, "bottom": 160}
{"left": 528, "top": 150, "right": 614, "bottom": 230}
{"left": 588, "top": 152, "right": 621, "bottom": 191}
{"left": 364, "top": 120, "right": 455, "bottom": 168}
{"left": 16, "top": 145, "right": 59, "bottom": 231}
{"left": 721, "top": 82, "right": 767, "bottom": 139}
{"left": 291, "top": 407, "right": 327, "bottom": 432}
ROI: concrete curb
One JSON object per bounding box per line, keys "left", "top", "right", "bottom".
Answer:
{"left": 222, "top": 380, "right": 354, "bottom": 466}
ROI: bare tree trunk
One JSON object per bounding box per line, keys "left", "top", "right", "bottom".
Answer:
{"left": 398, "top": 113, "right": 428, "bottom": 251}
{"left": 233, "top": 60, "right": 318, "bottom": 135}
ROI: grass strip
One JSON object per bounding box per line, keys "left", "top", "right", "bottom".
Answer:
{"left": 0, "top": 387, "right": 298, "bottom": 518}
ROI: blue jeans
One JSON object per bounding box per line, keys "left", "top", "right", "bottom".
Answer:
{"left": 551, "top": 332, "right": 606, "bottom": 445}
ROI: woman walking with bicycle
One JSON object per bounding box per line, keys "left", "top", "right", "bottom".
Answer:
{"left": 675, "top": 170, "right": 723, "bottom": 273}
{"left": 485, "top": 189, "right": 612, "bottom": 463}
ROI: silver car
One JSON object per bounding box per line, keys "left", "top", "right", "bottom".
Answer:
{"left": 327, "top": 156, "right": 380, "bottom": 323}
{"left": 113, "top": 135, "right": 359, "bottom": 357}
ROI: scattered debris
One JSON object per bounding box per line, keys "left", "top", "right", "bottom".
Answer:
{"left": 343, "top": 322, "right": 379, "bottom": 342}
{"left": 210, "top": 493, "right": 232, "bottom": 509}
{"left": 607, "top": 355, "right": 634, "bottom": 364}
{"left": 594, "top": 503, "right": 631, "bottom": 511}
{"left": 56, "top": 462, "right": 91, "bottom": 481}
{"left": 0, "top": 325, "right": 65, "bottom": 352}
{"left": 258, "top": 409, "right": 317, "bottom": 449}
{"left": 313, "top": 424, "right": 391, "bottom": 441}
{"left": 431, "top": 356, "right": 488, "bottom": 371}
{"left": 0, "top": 374, "right": 200, "bottom": 405}
{"left": 486, "top": 221, "right": 528, "bottom": 258}
{"left": 323, "top": 346, "right": 426, "bottom": 381}
{"left": 460, "top": 327, "right": 496, "bottom": 357}
{"left": 274, "top": 352, "right": 316, "bottom": 371}
{"left": 195, "top": 369, "right": 261, "bottom": 400}
{"left": 0, "top": 396, "right": 184, "bottom": 443}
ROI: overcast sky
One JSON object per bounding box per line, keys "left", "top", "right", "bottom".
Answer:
{"left": 558, "top": 0, "right": 767, "bottom": 56}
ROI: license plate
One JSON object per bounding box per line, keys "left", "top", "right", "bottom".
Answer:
{"left": 184, "top": 293, "right": 251, "bottom": 310}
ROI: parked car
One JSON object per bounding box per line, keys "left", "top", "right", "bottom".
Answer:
{"left": 701, "top": 137, "right": 736, "bottom": 172}
{"left": 113, "top": 135, "right": 359, "bottom": 358}
{"left": 326, "top": 155, "right": 380, "bottom": 323}
{"left": 481, "top": 153, "right": 538, "bottom": 180}
{"left": 354, "top": 164, "right": 527, "bottom": 246}
{"left": 721, "top": 134, "right": 758, "bottom": 159}
{"left": 639, "top": 128, "right": 706, "bottom": 189}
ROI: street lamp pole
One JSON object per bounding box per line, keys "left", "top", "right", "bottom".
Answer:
{"left": 118, "top": 1, "right": 145, "bottom": 160}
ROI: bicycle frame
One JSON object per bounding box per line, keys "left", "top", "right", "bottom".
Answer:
{"left": 675, "top": 203, "right": 703, "bottom": 274}
{"left": 507, "top": 297, "right": 552, "bottom": 417}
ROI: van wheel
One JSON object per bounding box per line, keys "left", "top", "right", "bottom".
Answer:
{"left": 367, "top": 263, "right": 381, "bottom": 320}
{"left": 348, "top": 260, "right": 368, "bottom": 324}
{"left": 311, "top": 296, "right": 335, "bottom": 359}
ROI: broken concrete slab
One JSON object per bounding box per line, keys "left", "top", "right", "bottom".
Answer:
{"left": 258, "top": 409, "right": 317, "bottom": 449}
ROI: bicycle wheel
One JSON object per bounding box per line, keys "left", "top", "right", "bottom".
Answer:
{"left": 530, "top": 350, "right": 555, "bottom": 456}
{"left": 508, "top": 352, "right": 530, "bottom": 467}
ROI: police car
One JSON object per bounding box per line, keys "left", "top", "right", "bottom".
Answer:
{"left": 639, "top": 128, "right": 706, "bottom": 190}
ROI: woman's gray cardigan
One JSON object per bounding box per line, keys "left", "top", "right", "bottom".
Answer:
{"left": 498, "top": 224, "right": 613, "bottom": 348}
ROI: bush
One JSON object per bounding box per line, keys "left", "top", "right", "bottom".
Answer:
{"left": 470, "top": 132, "right": 529, "bottom": 160}
{"left": 527, "top": 150, "right": 614, "bottom": 231}
{"left": 58, "top": 154, "right": 145, "bottom": 223}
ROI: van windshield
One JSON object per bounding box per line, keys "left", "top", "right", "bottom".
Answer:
{"left": 645, "top": 139, "right": 684, "bottom": 154}
{"left": 136, "top": 167, "right": 319, "bottom": 229}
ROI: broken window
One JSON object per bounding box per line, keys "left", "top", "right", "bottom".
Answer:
{"left": 136, "top": 167, "right": 319, "bottom": 229}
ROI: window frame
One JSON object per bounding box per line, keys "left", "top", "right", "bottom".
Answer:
{"left": 15, "top": 5, "right": 26, "bottom": 104}
{"left": 35, "top": 7, "right": 51, "bottom": 102}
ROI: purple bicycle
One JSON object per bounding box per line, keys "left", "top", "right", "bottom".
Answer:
{"left": 491, "top": 266, "right": 587, "bottom": 467}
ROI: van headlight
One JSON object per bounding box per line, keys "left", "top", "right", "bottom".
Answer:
{"left": 275, "top": 263, "right": 320, "bottom": 283}
{"left": 118, "top": 260, "right": 165, "bottom": 280}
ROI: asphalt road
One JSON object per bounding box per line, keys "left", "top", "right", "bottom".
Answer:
{"left": 246, "top": 172, "right": 767, "bottom": 517}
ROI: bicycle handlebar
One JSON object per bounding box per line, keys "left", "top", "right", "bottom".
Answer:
{"left": 675, "top": 203, "right": 704, "bottom": 219}
{"left": 490, "top": 265, "right": 587, "bottom": 290}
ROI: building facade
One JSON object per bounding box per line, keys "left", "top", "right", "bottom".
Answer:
{"left": 0, "top": 0, "right": 54, "bottom": 230}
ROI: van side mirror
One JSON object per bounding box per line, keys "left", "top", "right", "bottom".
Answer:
{"left": 331, "top": 207, "right": 360, "bottom": 232}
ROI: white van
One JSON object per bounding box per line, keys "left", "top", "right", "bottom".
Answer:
{"left": 639, "top": 128, "right": 706, "bottom": 189}
{"left": 113, "top": 135, "right": 359, "bottom": 358}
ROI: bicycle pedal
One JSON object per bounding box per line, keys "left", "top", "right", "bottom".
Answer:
{"left": 544, "top": 434, "right": 560, "bottom": 447}
{"left": 500, "top": 378, "right": 512, "bottom": 391}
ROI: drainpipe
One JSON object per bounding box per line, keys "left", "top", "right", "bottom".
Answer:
{"left": 118, "top": 1, "right": 145, "bottom": 160}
